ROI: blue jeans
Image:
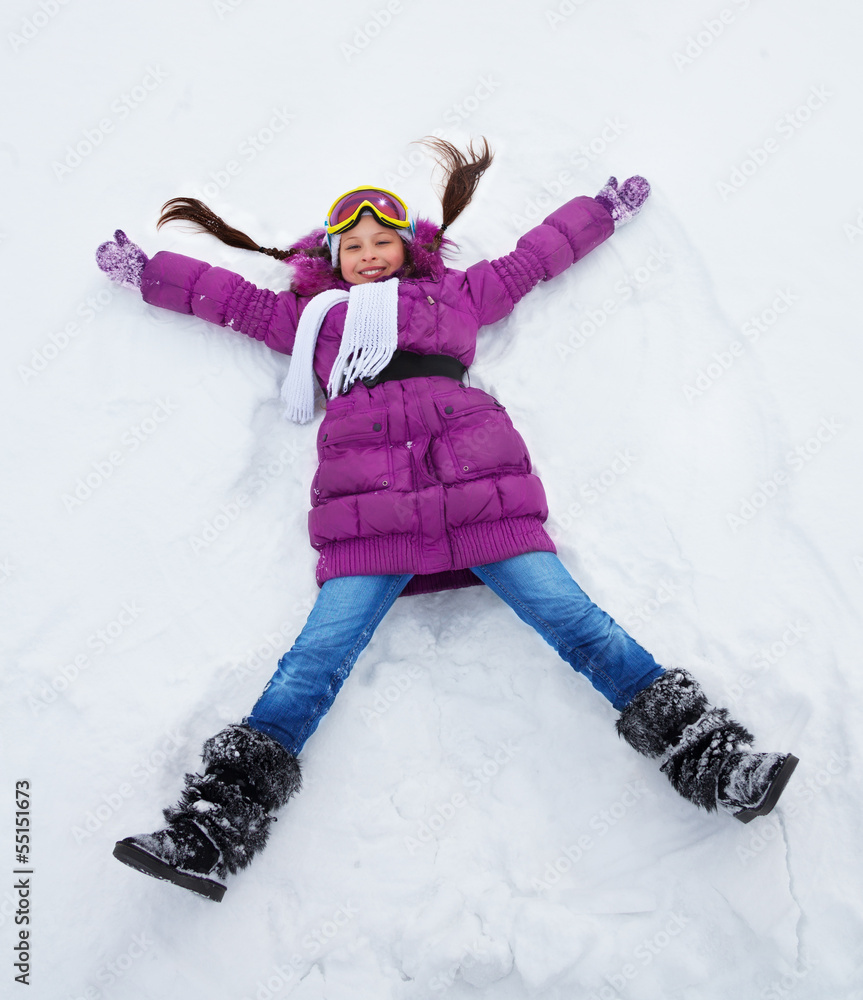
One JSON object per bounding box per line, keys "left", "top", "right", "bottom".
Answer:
{"left": 246, "top": 552, "right": 665, "bottom": 754}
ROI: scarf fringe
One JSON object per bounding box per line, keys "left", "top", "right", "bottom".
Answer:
{"left": 279, "top": 279, "right": 400, "bottom": 424}
{"left": 327, "top": 278, "right": 399, "bottom": 398}
{"left": 280, "top": 289, "right": 349, "bottom": 424}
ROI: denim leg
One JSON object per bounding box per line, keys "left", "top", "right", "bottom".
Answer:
{"left": 471, "top": 552, "right": 664, "bottom": 710}
{"left": 246, "top": 573, "right": 412, "bottom": 754}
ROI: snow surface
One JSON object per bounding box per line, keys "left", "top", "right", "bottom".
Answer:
{"left": 3, "top": 1, "right": 863, "bottom": 997}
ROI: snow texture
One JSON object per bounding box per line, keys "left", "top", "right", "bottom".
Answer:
{"left": 3, "top": 1, "right": 863, "bottom": 998}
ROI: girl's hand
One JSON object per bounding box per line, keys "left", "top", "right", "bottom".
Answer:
{"left": 96, "top": 230, "right": 150, "bottom": 289}
{"left": 595, "top": 176, "right": 650, "bottom": 227}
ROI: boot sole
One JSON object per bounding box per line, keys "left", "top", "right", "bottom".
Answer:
{"left": 113, "top": 840, "right": 226, "bottom": 902}
{"left": 733, "top": 754, "right": 799, "bottom": 824}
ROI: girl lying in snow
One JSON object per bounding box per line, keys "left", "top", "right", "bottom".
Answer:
{"left": 97, "top": 137, "right": 798, "bottom": 902}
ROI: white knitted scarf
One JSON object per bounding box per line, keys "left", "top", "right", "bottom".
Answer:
{"left": 280, "top": 277, "right": 399, "bottom": 424}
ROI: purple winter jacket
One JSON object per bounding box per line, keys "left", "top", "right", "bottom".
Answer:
{"left": 139, "top": 196, "right": 615, "bottom": 595}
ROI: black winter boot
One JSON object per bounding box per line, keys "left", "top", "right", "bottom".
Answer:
{"left": 616, "top": 668, "right": 798, "bottom": 823}
{"left": 113, "top": 724, "right": 301, "bottom": 901}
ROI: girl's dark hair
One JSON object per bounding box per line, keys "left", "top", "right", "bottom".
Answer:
{"left": 156, "top": 136, "right": 494, "bottom": 262}
{"left": 417, "top": 135, "right": 494, "bottom": 250}
{"left": 156, "top": 198, "right": 319, "bottom": 262}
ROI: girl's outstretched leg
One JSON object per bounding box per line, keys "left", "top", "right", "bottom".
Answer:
{"left": 114, "top": 572, "right": 411, "bottom": 899}
{"left": 471, "top": 552, "right": 797, "bottom": 820}
{"left": 113, "top": 724, "right": 301, "bottom": 902}
{"left": 246, "top": 572, "right": 412, "bottom": 753}
{"left": 470, "top": 551, "right": 664, "bottom": 710}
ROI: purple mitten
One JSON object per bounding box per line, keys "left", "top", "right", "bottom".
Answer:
{"left": 96, "top": 230, "right": 149, "bottom": 289}
{"left": 595, "top": 176, "right": 650, "bottom": 227}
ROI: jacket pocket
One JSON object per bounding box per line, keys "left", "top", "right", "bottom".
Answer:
{"left": 312, "top": 410, "right": 392, "bottom": 502}
{"left": 429, "top": 388, "right": 531, "bottom": 484}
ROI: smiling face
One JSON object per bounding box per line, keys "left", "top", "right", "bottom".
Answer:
{"left": 338, "top": 213, "right": 406, "bottom": 285}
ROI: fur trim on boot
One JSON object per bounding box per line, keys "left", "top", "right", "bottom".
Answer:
{"left": 617, "top": 670, "right": 797, "bottom": 822}
{"left": 658, "top": 706, "right": 755, "bottom": 812}
{"left": 113, "top": 724, "right": 301, "bottom": 902}
{"left": 200, "top": 724, "right": 301, "bottom": 812}
{"left": 615, "top": 668, "right": 709, "bottom": 757}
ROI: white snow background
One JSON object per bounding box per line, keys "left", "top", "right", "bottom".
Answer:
{"left": 2, "top": 0, "right": 862, "bottom": 997}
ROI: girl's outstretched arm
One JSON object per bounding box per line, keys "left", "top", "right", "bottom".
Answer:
{"left": 463, "top": 177, "right": 649, "bottom": 327}
{"left": 96, "top": 230, "right": 300, "bottom": 355}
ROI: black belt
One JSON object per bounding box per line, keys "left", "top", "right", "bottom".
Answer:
{"left": 362, "top": 350, "right": 467, "bottom": 387}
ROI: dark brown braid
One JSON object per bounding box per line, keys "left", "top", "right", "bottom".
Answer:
{"left": 156, "top": 197, "right": 302, "bottom": 261}
{"left": 416, "top": 136, "right": 495, "bottom": 249}
{"left": 259, "top": 245, "right": 298, "bottom": 260}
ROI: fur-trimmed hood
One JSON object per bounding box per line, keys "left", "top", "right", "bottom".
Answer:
{"left": 283, "top": 217, "right": 456, "bottom": 297}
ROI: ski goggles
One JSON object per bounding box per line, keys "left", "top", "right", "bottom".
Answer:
{"left": 325, "top": 186, "right": 413, "bottom": 236}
